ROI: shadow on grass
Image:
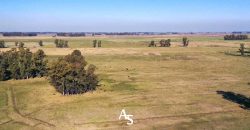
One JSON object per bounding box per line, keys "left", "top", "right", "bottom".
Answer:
{"left": 217, "top": 91, "right": 250, "bottom": 110}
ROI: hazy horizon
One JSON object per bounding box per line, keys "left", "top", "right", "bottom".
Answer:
{"left": 1, "top": 0, "right": 250, "bottom": 32}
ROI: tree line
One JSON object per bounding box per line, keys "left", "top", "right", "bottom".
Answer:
{"left": 0, "top": 48, "right": 47, "bottom": 81}
{"left": 149, "top": 37, "right": 189, "bottom": 47}
{"left": 54, "top": 39, "right": 69, "bottom": 48}
{"left": 224, "top": 34, "right": 248, "bottom": 40}
{"left": 3, "top": 32, "right": 37, "bottom": 37}
{"left": 0, "top": 47, "right": 98, "bottom": 95}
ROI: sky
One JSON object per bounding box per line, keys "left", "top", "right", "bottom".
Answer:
{"left": 0, "top": 0, "right": 250, "bottom": 32}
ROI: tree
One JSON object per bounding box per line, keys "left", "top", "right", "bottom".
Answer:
{"left": 182, "top": 37, "right": 189, "bottom": 47}
{"left": 149, "top": 40, "right": 156, "bottom": 47}
{"left": 239, "top": 43, "right": 246, "bottom": 56}
{"left": 48, "top": 50, "right": 98, "bottom": 95}
{"left": 93, "top": 40, "right": 97, "bottom": 48}
{"left": 31, "top": 49, "right": 47, "bottom": 77}
{"left": 0, "top": 51, "right": 11, "bottom": 81}
{"left": 39, "top": 40, "right": 43, "bottom": 46}
{"left": 98, "top": 41, "right": 102, "bottom": 47}
{"left": 0, "top": 41, "right": 5, "bottom": 48}
{"left": 19, "top": 42, "right": 25, "bottom": 48}
{"left": 15, "top": 41, "right": 18, "bottom": 46}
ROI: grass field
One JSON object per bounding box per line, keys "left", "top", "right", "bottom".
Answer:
{"left": 0, "top": 35, "right": 250, "bottom": 130}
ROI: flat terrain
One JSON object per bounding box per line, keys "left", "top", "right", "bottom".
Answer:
{"left": 0, "top": 35, "right": 250, "bottom": 130}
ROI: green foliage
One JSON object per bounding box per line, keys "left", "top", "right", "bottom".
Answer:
{"left": 160, "top": 39, "right": 171, "bottom": 47}
{"left": 224, "top": 34, "right": 248, "bottom": 40}
{"left": 0, "top": 41, "right": 5, "bottom": 48}
{"left": 0, "top": 48, "right": 47, "bottom": 81}
{"left": 48, "top": 50, "right": 98, "bottom": 95}
{"left": 93, "top": 40, "right": 102, "bottom": 48}
{"left": 31, "top": 49, "right": 48, "bottom": 77}
{"left": 98, "top": 41, "right": 102, "bottom": 47}
{"left": 148, "top": 40, "right": 156, "bottom": 47}
{"left": 54, "top": 39, "right": 69, "bottom": 48}
{"left": 239, "top": 43, "right": 245, "bottom": 56}
{"left": 182, "top": 37, "right": 189, "bottom": 47}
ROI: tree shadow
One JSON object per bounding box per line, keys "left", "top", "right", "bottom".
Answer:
{"left": 217, "top": 90, "right": 250, "bottom": 110}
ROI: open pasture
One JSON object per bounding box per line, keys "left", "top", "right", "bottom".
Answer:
{"left": 0, "top": 35, "right": 250, "bottom": 130}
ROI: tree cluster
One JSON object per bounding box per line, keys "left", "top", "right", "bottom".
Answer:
{"left": 54, "top": 39, "right": 69, "bottom": 48}
{"left": 0, "top": 48, "right": 47, "bottom": 81}
{"left": 0, "top": 41, "right": 5, "bottom": 48}
{"left": 93, "top": 40, "right": 102, "bottom": 48}
{"left": 48, "top": 50, "right": 98, "bottom": 95}
{"left": 224, "top": 34, "right": 248, "bottom": 40}
{"left": 148, "top": 39, "right": 171, "bottom": 47}
{"left": 160, "top": 39, "right": 171, "bottom": 47}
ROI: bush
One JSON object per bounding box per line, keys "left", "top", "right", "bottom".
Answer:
{"left": 48, "top": 50, "right": 98, "bottom": 95}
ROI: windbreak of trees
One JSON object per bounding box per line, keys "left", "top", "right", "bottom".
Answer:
{"left": 224, "top": 34, "right": 248, "bottom": 40}
{"left": 0, "top": 41, "right": 5, "bottom": 48}
{"left": 57, "top": 33, "right": 86, "bottom": 37}
{"left": 54, "top": 39, "right": 69, "bottom": 48}
{"left": 48, "top": 50, "right": 98, "bottom": 95}
{"left": 0, "top": 48, "right": 47, "bottom": 81}
{"left": 3, "top": 32, "right": 37, "bottom": 37}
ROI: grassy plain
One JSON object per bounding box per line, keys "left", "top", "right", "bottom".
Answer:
{"left": 0, "top": 35, "right": 250, "bottom": 130}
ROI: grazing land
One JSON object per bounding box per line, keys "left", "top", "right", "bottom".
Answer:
{"left": 0, "top": 35, "right": 250, "bottom": 130}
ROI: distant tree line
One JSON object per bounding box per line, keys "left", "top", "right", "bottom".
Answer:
{"left": 57, "top": 33, "right": 86, "bottom": 37}
{"left": 224, "top": 34, "right": 248, "bottom": 40}
{"left": 48, "top": 50, "right": 98, "bottom": 95}
{"left": 0, "top": 48, "right": 47, "bottom": 81}
{"left": 0, "top": 41, "right": 5, "bottom": 48}
{"left": 54, "top": 39, "right": 69, "bottom": 48}
{"left": 3, "top": 32, "right": 37, "bottom": 37}
{"left": 148, "top": 37, "right": 189, "bottom": 47}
